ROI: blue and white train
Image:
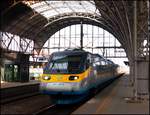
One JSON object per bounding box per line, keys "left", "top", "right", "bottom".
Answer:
{"left": 40, "top": 49, "right": 123, "bottom": 104}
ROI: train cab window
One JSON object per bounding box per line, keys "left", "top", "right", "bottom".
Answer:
{"left": 45, "top": 54, "right": 86, "bottom": 74}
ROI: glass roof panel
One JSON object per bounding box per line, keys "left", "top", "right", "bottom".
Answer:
{"left": 28, "top": 1, "right": 100, "bottom": 19}
{"left": 31, "top": 1, "right": 46, "bottom": 9}
{"left": 41, "top": 10, "right": 59, "bottom": 18}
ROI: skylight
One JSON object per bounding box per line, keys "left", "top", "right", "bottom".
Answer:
{"left": 25, "top": 1, "right": 100, "bottom": 19}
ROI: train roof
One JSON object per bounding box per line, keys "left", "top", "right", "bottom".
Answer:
{"left": 93, "top": 54, "right": 116, "bottom": 64}
{"left": 52, "top": 49, "right": 89, "bottom": 55}
{"left": 92, "top": 53, "right": 105, "bottom": 59}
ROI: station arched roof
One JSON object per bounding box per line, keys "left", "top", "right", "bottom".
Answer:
{"left": 2, "top": 1, "right": 148, "bottom": 60}
{"left": 2, "top": 1, "right": 125, "bottom": 54}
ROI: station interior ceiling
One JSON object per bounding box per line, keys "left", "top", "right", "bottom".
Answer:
{"left": 0, "top": 1, "right": 149, "bottom": 97}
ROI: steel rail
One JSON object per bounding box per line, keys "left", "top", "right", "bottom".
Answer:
{"left": 32, "top": 104, "right": 56, "bottom": 115}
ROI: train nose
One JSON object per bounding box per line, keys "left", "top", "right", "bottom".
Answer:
{"left": 40, "top": 82, "right": 80, "bottom": 92}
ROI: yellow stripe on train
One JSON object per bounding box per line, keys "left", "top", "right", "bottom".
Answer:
{"left": 41, "top": 67, "right": 91, "bottom": 82}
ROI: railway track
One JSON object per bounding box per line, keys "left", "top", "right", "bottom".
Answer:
{"left": 1, "top": 94, "right": 52, "bottom": 115}
{"left": 33, "top": 104, "right": 57, "bottom": 115}
{"left": 32, "top": 103, "right": 86, "bottom": 115}
{"left": 1, "top": 92, "right": 40, "bottom": 104}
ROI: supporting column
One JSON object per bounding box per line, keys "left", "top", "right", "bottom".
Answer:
{"left": 133, "top": 0, "right": 138, "bottom": 98}
{"left": 148, "top": 0, "right": 150, "bottom": 94}
{"left": 17, "top": 53, "right": 29, "bottom": 82}
{"left": 136, "top": 60, "right": 149, "bottom": 95}
{"left": 129, "top": 60, "right": 134, "bottom": 86}
{"left": 0, "top": 48, "right": 5, "bottom": 82}
{"left": 80, "top": 21, "right": 83, "bottom": 50}
{"left": 133, "top": 1, "right": 149, "bottom": 99}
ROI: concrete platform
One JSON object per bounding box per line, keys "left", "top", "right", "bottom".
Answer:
{"left": 1, "top": 80, "right": 40, "bottom": 103}
{"left": 1, "top": 80, "right": 40, "bottom": 89}
{"left": 72, "top": 75, "right": 149, "bottom": 114}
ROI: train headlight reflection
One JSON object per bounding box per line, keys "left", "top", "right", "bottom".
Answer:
{"left": 43, "top": 76, "right": 51, "bottom": 80}
{"left": 69, "top": 76, "right": 79, "bottom": 80}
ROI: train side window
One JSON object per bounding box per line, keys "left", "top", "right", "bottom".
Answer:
{"left": 101, "top": 60, "right": 106, "bottom": 65}
{"left": 85, "top": 54, "right": 91, "bottom": 69}
{"left": 105, "top": 61, "right": 109, "bottom": 66}
{"left": 95, "top": 61, "right": 101, "bottom": 66}
{"left": 85, "top": 59, "right": 90, "bottom": 69}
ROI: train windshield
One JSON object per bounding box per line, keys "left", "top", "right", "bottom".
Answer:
{"left": 44, "top": 53, "right": 86, "bottom": 74}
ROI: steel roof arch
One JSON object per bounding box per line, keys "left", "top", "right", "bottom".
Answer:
{"left": 2, "top": 1, "right": 129, "bottom": 59}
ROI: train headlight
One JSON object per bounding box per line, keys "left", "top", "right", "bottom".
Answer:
{"left": 69, "top": 76, "right": 79, "bottom": 80}
{"left": 43, "top": 76, "right": 51, "bottom": 80}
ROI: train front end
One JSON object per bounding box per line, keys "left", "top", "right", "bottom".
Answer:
{"left": 40, "top": 51, "right": 90, "bottom": 104}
